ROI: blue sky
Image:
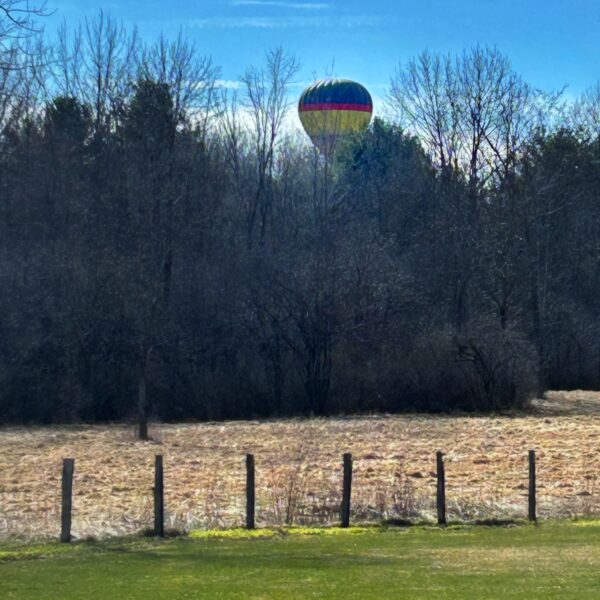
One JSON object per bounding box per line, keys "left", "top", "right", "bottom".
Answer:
{"left": 46, "top": 0, "right": 600, "bottom": 101}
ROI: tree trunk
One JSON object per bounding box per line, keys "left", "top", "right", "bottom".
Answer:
{"left": 138, "top": 354, "right": 149, "bottom": 441}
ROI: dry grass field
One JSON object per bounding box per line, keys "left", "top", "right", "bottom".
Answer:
{"left": 1, "top": 391, "right": 600, "bottom": 540}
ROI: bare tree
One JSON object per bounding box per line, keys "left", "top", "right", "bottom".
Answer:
{"left": 51, "top": 21, "right": 83, "bottom": 98}
{"left": 80, "top": 11, "right": 138, "bottom": 135}
{"left": 391, "top": 47, "right": 550, "bottom": 329}
{"left": 572, "top": 83, "right": 600, "bottom": 139}
{"left": 390, "top": 47, "right": 548, "bottom": 188}
{"left": 138, "top": 32, "right": 220, "bottom": 141}
{"left": 0, "top": 1, "right": 47, "bottom": 38}
{"left": 390, "top": 50, "right": 461, "bottom": 174}
{"left": 241, "top": 47, "right": 299, "bottom": 244}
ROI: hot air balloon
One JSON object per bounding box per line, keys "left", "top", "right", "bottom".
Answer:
{"left": 298, "top": 78, "right": 373, "bottom": 154}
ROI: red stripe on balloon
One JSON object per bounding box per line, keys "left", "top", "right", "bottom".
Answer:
{"left": 299, "top": 103, "right": 372, "bottom": 112}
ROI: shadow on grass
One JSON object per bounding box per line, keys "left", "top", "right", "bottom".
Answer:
{"left": 381, "top": 518, "right": 527, "bottom": 528}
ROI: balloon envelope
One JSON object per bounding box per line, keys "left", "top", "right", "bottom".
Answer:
{"left": 298, "top": 78, "right": 373, "bottom": 153}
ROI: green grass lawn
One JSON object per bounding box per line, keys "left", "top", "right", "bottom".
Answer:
{"left": 3, "top": 522, "right": 600, "bottom": 599}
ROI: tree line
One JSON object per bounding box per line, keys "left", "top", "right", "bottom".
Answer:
{"left": 1, "top": 10, "right": 600, "bottom": 431}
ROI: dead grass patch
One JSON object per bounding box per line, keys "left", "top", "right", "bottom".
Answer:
{"left": 1, "top": 391, "right": 600, "bottom": 539}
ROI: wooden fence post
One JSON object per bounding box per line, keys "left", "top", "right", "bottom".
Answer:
{"left": 61, "top": 458, "right": 75, "bottom": 543}
{"left": 246, "top": 454, "right": 255, "bottom": 530}
{"left": 436, "top": 451, "right": 446, "bottom": 526}
{"left": 341, "top": 453, "right": 353, "bottom": 528}
{"left": 528, "top": 449, "right": 537, "bottom": 523}
{"left": 154, "top": 455, "right": 164, "bottom": 537}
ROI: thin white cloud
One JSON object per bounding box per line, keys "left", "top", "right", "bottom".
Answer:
{"left": 215, "top": 79, "right": 243, "bottom": 90}
{"left": 189, "top": 15, "right": 385, "bottom": 29}
{"left": 232, "top": 1, "right": 331, "bottom": 8}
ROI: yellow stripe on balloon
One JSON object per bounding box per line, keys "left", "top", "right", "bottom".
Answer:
{"left": 299, "top": 109, "right": 372, "bottom": 138}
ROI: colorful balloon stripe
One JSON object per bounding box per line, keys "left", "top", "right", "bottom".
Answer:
{"left": 299, "top": 103, "right": 372, "bottom": 112}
